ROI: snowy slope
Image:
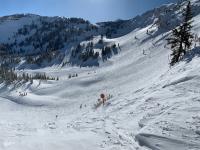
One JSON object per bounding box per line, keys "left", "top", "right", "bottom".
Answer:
{"left": 0, "top": 14, "right": 40, "bottom": 43}
{"left": 1, "top": 0, "right": 200, "bottom": 150}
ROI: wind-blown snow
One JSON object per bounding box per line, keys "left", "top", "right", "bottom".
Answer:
{"left": 1, "top": 1, "right": 200, "bottom": 150}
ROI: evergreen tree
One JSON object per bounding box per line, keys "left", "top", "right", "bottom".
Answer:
{"left": 182, "top": 1, "right": 193, "bottom": 51}
{"left": 167, "top": 1, "right": 193, "bottom": 66}
{"left": 167, "top": 25, "right": 184, "bottom": 66}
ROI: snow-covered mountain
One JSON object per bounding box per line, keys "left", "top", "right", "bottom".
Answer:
{"left": 1, "top": 0, "right": 199, "bottom": 68}
{"left": 1, "top": 0, "right": 200, "bottom": 150}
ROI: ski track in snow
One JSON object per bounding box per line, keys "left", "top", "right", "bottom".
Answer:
{"left": 1, "top": 1, "right": 200, "bottom": 150}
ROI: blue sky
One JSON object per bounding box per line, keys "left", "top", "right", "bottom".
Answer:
{"left": 0, "top": 0, "right": 177, "bottom": 23}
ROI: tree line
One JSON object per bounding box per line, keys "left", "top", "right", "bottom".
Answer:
{"left": 0, "top": 65, "right": 59, "bottom": 83}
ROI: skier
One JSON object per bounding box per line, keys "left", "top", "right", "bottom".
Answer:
{"left": 135, "top": 36, "right": 138, "bottom": 40}
{"left": 118, "top": 43, "right": 121, "bottom": 51}
{"left": 143, "top": 49, "right": 146, "bottom": 55}
{"left": 147, "top": 29, "right": 149, "bottom": 35}
{"left": 100, "top": 93, "right": 106, "bottom": 105}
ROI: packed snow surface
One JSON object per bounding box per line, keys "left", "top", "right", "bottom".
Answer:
{"left": 1, "top": 1, "right": 200, "bottom": 150}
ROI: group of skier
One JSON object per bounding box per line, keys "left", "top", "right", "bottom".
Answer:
{"left": 19, "top": 92, "right": 28, "bottom": 96}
